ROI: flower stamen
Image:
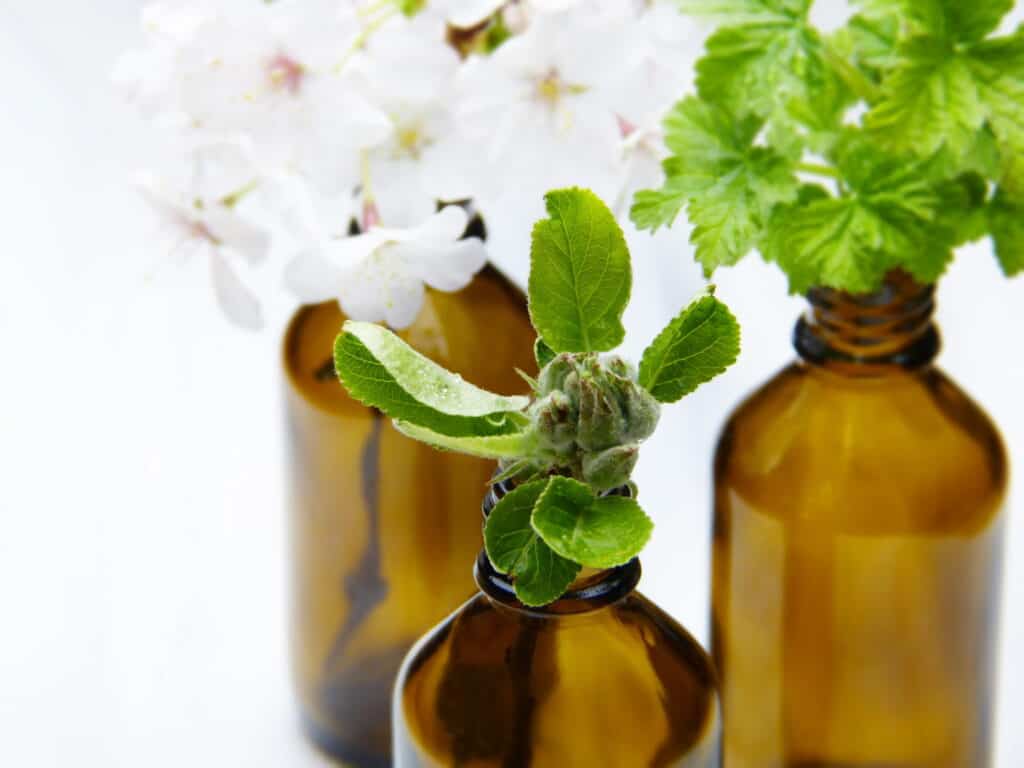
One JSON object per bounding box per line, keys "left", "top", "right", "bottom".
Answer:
{"left": 267, "top": 53, "right": 305, "bottom": 95}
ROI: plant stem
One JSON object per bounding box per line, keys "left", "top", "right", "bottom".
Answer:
{"left": 821, "top": 39, "right": 881, "bottom": 106}
{"left": 797, "top": 162, "right": 841, "bottom": 180}
{"left": 220, "top": 178, "right": 261, "bottom": 209}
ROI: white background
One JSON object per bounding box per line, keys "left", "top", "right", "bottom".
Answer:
{"left": 1, "top": 2, "right": 1022, "bottom": 766}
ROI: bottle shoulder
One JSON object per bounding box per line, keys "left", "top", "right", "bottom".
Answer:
{"left": 716, "top": 362, "right": 1007, "bottom": 534}
{"left": 283, "top": 266, "right": 535, "bottom": 414}
{"left": 396, "top": 592, "right": 721, "bottom": 767}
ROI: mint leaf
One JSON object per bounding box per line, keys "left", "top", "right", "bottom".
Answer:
{"left": 631, "top": 98, "right": 798, "bottom": 274}
{"left": 534, "top": 338, "right": 556, "bottom": 369}
{"left": 530, "top": 477, "right": 653, "bottom": 569}
{"left": 990, "top": 189, "right": 1024, "bottom": 276}
{"left": 484, "top": 479, "right": 580, "bottom": 606}
{"left": 529, "top": 188, "right": 631, "bottom": 354}
{"left": 638, "top": 295, "right": 741, "bottom": 403}
{"left": 334, "top": 322, "right": 529, "bottom": 437}
{"left": 394, "top": 421, "right": 538, "bottom": 459}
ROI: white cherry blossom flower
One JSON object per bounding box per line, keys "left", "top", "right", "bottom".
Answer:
{"left": 116, "top": 1, "right": 391, "bottom": 195}
{"left": 607, "top": 1, "right": 704, "bottom": 215}
{"left": 285, "top": 204, "right": 485, "bottom": 329}
{"left": 451, "top": 4, "right": 633, "bottom": 280}
{"left": 345, "top": 12, "right": 474, "bottom": 226}
{"left": 136, "top": 141, "right": 271, "bottom": 329}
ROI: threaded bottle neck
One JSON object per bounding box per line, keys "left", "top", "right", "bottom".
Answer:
{"left": 794, "top": 271, "right": 940, "bottom": 372}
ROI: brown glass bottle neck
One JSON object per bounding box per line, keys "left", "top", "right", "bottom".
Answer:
{"left": 793, "top": 271, "right": 940, "bottom": 373}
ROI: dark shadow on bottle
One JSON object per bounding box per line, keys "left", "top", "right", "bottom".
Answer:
{"left": 313, "top": 408, "right": 393, "bottom": 764}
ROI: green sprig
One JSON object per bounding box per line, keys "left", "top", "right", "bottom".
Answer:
{"left": 332, "top": 188, "right": 741, "bottom": 605}
{"left": 635, "top": 0, "right": 1024, "bottom": 291}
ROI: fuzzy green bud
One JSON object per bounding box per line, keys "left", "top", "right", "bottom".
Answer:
{"left": 576, "top": 372, "right": 626, "bottom": 452}
{"left": 605, "top": 368, "right": 661, "bottom": 443}
{"left": 531, "top": 390, "right": 577, "bottom": 455}
{"left": 582, "top": 444, "right": 639, "bottom": 491}
{"left": 537, "top": 353, "right": 577, "bottom": 396}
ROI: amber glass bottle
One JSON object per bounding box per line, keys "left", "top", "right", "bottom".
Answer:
{"left": 394, "top": 484, "right": 723, "bottom": 768}
{"left": 284, "top": 265, "right": 536, "bottom": 766}
{"left": 712, "top": 272, "right": 1007, "bottom": 767}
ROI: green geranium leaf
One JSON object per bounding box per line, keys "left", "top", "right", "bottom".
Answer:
{"left": 394, "top": 421, "right": 538, "bottom": 459}
{"left": 631, "top": 98, "right": 799, "bottom": 274}
{"left": 863, "top": 18, "right": 1024, "bottom": 168}
{"left": 673, "top": 0, "right": 808, "bottom": 23}
{"left": 334, "top": 322, "right": 529, "bottom": 437}
{"left": 688, "top": 5, "right": 850, "bottom": 147}
{"left": 855, "top": 0, "right": 1013, "bottom": 44}
{"left": 639, "top": 295, "right": 741, "bottom": 403}
{"left": 832, "top": 14, "right": 901, "bottom": 74}
{"left": 530, "top": 477, "right": 653, "bottom": 569}
{"left": 529, "top": 188, "right": 631, "bottom": 354}
{"left": 990, "top": 189, "right": 1024, "bottom": 276}
{"left": 484, "top": 479, "right": 581, "bottom": 607}
{"left": 763, "top": 134, "right": 958, "bottom": 293}
{"left": 865, "top": 38, "right": 988, "bottom": 159}
{"left": 534, "top": 338, "right": 556, "bottom": 369}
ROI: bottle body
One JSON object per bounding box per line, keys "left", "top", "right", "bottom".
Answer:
{"left": 712, "top": 278, "right": 1007, "bottom": 767}
{"left": 395, "top": 555, "right": 722, "bottom": 768}
{"left": 284, "top": 266, "right": 536, "bottom": 766}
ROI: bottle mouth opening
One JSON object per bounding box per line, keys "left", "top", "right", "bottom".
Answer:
{"left": 474, "top": 550, "right": 641, "bottom": 616}
{"left": 477, "top": 477, "right": 641, "bottom": 615}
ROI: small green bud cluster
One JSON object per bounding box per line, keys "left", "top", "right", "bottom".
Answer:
{"left": 528, "top": 353, "right": 661, "bottom": 491}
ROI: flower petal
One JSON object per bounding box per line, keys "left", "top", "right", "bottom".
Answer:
{"left": 336, "top": 252, "right": 427, "bottom": 330}
{"left": 447, "top": 0, "right": 506, "bottom": 29}
{"left": 205, "top": 208, "right": 271, "bottom": 264}
{"left": 392, "top": 237, "right": 487, "bottom": 293}
{"left": 283, "top": 251, "right": 340, "bottom": 304}
{"left": 409, "top": 205, "right": 470, "bottom": 244}
{"left": 209, "top": 251, "right": 264, "bottom": 331}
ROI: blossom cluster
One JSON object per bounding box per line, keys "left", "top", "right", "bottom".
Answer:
{"left": 116, "top": 0, "right": 700, "bottom": 329}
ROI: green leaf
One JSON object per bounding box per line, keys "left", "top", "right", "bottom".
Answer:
{"left": 763, "top": 134, "right": 956, "bottom": 293}
{"left": 934, "top": 173, "right": 991, "bottom": 246}
{"left": 695, "top": 19, "right": 850, "bottom": 146}
{"left": 865, "top": 38, "right": 987, "bottom": 158}
{"left": 856, "top": 0, "right": 1013, "bottom": 43}
{"left": 530, "top": 477, "right": 653, "bottom": 569}
{"left": 971, "top": 33, "right": 1024, "bottom": 158}
{"left": 631, "top": 98, "right": 799, "bottom": 274}
{"left": 673, "top": 0, "right": 808, "bottom": 24}
{"left": 832, "top": 14, "right": 901, "bottom": 73}
{"left": 334, "top": 322, "right": 529, "bottom": 437}
{"left": 394, "top": 421, "right": 538, "bottom": 459}
{"left": 990, "top": 189, "right": 1024, "bottom": 276}
{"left": 863, "top": 25, "right": 1024, "bottom": 167}
{"left": 484, "top": 480, "right": 581, "bottom": 607}
{"left": 638, "top": 295, "right": 741, "bottom": 403}
{"left": 534, "top": 338, "right": 556, "bottom": 369}
{"left": 529, "top": 188, "right": 632, "bottom": 354}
